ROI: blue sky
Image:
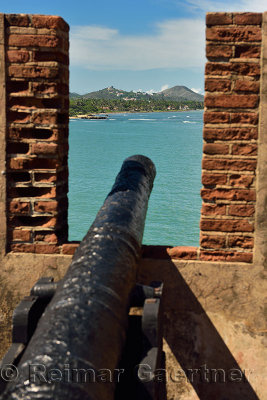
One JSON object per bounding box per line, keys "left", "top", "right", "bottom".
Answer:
{"left": 2, "top": 0, "right": 266, "bottom": 94}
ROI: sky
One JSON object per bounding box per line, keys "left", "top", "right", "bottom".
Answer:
{"left": 2, "top": 0, "right": 267, "bottom": 94}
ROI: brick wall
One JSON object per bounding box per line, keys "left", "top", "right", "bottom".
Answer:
{"left": 0, "top": 12, "right": 265, "bottom": 262}
{"left": 2, "top": 14, "right": 70, "bottom": 254}
{"left": 199, "top": 12, "right": 262, "bottom": 262}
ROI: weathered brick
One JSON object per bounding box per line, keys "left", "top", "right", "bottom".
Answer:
{"left": 206, "top": 13, "right": 233, "bottom": 26}
{"left": 7, "top": 142, "right": 29, "bottom": 154}
{"left": 200, "top": 219, "right": 254, "bottom": 232}
{"left": 205, "top": 94, "right": 259, "bottom": 108}
{"left": 5, "top": 14, "right": 30, "bottom": 26}
{"left": 34, "top": 172, "right": 57, "bottom": 183}
{"left": 204, "top": 128, "right": 258, "bottom": 141}
{"left": 228, "top": 235, "right": 254, "bottom": 248}
{"left": 202, "top": 173, "right": 227, "bottom": 186}
{"left": 167, "top": 246, "right": 197, "bottom": 260}
{"left": 8, "top": 34, "right": 61, "bottom": 48}
{"left": 8, "top": 65, "right": 59, "bottom": 79}
{"left": 31, "top": 143, "right": 58, "bottom": 155}
{"left": 8, "top": 157, "right": 59, "bottom": 170}
{"left": 234, "top": 45, "right": 261, "bottom": 58}
{"left": 206, "top": 26, "right": 261, "bottom": 42}
{"left": 201, "top": 188, "right": 256, "bottom": 202}
{"left": 11, "top": 229, "right": 32, "bottom": 242}
{"left": 9, "top": 200, "right": 30, "bottom": 215}
{"left": 31, "top": 111, "right": 58, "bottom": 125}
{"left": 10, "top": 243, "right": 35, "bottom": 253}
{"left": 7, "top": 111, "right": 30, "bottom": 123}
{"left": 6, "top": 81, "right": 29, "bottom": 95}
{"left": 199, "top": 250, "right": 253, "bottom": 263}
{"left": 201, "top": 203, "right": 226, "bottom": 215}
{"left": 200, "top": 234, "right": 226, "bottom": 249}
{"left": 234, "top": 13, "right": 262, "bottom": 25}
{"left": 7, "top": 50, "right": 30, "bottom": 63}
{"left": 62, "top": 243, "right": 79, "bottom": 255}
{"left": 232, "top": 143, "right": 257, "bottom": 156}
{"left": 206, "top": 45, "right": 232, "bottom": 60}
{"left": 32, "top": 15, "right": 69, "bottom": 31}
{"left": 228, "top": 204, "right": 255, "bottom": 217}
{"left": 204, "top": 112, "right": 230, "bottom": 124}
{"left": 205, "top": 62, "right": 260, "bottom": 77}
{"left": 229, "top": 174, "right": 254, "bottom": 188}
{"left": 202, "top": 158, "right": 257, "bottom": 171}
{"left": 35, "top": 244, "right": 60, "bottom": 254}
{"left": 230, "top": 112, "right": 258, "bottom": 125}
{"left": 203, "top": 143, "right": 229, "bottom": 155}
{"left": 233, "top": 80, "right": 260, "bottom": 93}
{"left": 35, "top": 232, "right": 58, "bottom": 243}
{"left": 205, "top": 79, "right": 231, "bottom": 92}
{"left": 32, "top": 51, "right": 69, "bottom": 65}
{"left": 34, "top": 201, "right": 58, "bottom": 213}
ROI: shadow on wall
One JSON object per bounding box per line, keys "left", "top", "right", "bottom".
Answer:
{"left": 138, "top": 258, "right": 260, "bottom": 400}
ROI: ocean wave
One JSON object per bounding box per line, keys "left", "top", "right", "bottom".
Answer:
{"left": 183, "top": 121, "right": 197, "bottom": 124}
{"left": 128, "top": 118, "right": 156, "bottom": 121}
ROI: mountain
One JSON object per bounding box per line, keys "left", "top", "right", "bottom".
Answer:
{"left": 155, "top": 85, "right": 204, "bottom": 102}
{"left": 70, "top": 85, "right": 204, "bottom": 102}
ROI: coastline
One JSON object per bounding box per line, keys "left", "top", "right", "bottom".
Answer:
{"left": 69, "top": 109, "right": 203, "bottom": 119}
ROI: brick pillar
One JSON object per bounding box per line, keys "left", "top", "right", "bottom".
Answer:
{"left": 200, "top": 12, "right": 262, "bottom": 262}
{"left": 1, "top": 14, "right": 69, "bottom": 254}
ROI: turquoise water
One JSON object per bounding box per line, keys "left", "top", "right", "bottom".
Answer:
{"left": 68, "top": 110, "right": 203, "bottom": 246}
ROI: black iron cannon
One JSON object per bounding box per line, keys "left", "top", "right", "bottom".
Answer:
{"left": 0, "top": 155, "right": 166, "bottom": 400}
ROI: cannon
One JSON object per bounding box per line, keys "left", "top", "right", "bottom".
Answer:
{"left": 0, "top": 155, "right": 166, "bottom": 400}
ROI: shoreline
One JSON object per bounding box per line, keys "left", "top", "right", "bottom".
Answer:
{"left": 70, "top": 109, "right": 203, "bottom": 118}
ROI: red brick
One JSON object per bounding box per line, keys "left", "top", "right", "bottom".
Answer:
{"left": 6, "top": 81, "right": 29, "bottom": 95}
{"left": 7, "top": 50, "right": 30, "bottom": 63}
{"left": 229, "top": 174, "right": 254, "bottom": 188}
{"left": 167, "top": 246, "right": 197, "bottom": 260}
{"left": 202, "top": 173, "right": 227, "bottom": 186}
{"left": 34, "top": 201, "right": 58, "bottom": 213}
{"left": 11, "top": 229, "right": 31, "bottom": 241}
{"left": 205, "top": 79, "right": 231, "bottom": 92}
{"left": 10, "top": 243, "right": 35, "bottom": 253}
{"left": 206, "top": 26, "right": 261, "bottom": 42}
{"left": 201, "top": 188, "right": 256, "bottom": 202}
{"left": 200, "top": 234, "right": 226, "bottom": 249}
{"left": 32, "top": 82, "right": 58, "bottom": 95}
{"left": 8, "top": 34, "right": 61, "bottom": 48}
{"left": 228, "top": 235, "right": 254, "bottom": 248}
{"left": 202, "top": 158, "right": 257, "bottom": 171}
{"left": 232, "top": 143, "right": 257, "bottom": 156}
{"left": 234, "top": 13, "right": 262, "bottom": 25}
{"left": 31, "top": 143, "right": 58, "bottom": 155}
{"left": 204, "top": 112, "right": 230, "bottom": 124}
{"left": 201, "top": 203, "right": 226, "bottom": 215}
{"left": 8, "top": 65, "right": 59, "bottom": 79}
{"left": 228, "top": 204, "right": 255, "bottom": 217}
{"left": 31, "top": 111, "right": 58, "bottom": 125}
{"left": 204, "top": 128, "right": 258, "bottom": 141}
{"left": 203, "top": 143, "right": 229, "bottom": 155}
{"left": 199, "top": 250, "right": 253, "bottom": 263}
{"left": 234, "top": 45, "right": 261, "bottom": 59}
{"left": 206, "top": 13, "right": 233, "bottom": 26}
{"left": 5, "top": 14, "right": 30, "bottom": 26}
{"left": 205, "top": 94, "right": 259, "bottom": 108}
{"left": 32, "top": 15, "right": 69, "bottom": 31}
{"left": 200, "top": 219, "right": 254, "bottom": 232}
{"left": 34, "top": 172, "right": 56, "bottom": 183}
{"left": 35, "top": 232, "right": 58, "bottom": 243}
{"left": 206, "top": 45, "right": 232, "bottom": 60}
{"left": 9, "top": 200, "right": 30, "bottom": 215}
{"left": 7, "top": 142, "right": 29, "bottom": 154}
{"left": 62, "top": 243, "right": 79, "bottom": 255}
{"left": 35, "top": 244, "right": 60, "bottom": 254}
{"left": 230, "top": 112, "right": 258, "bottom": 125}
{"left": 205, "top": 62, "right": 260, "bottom": 77}
{"left": 233, "top": 80, "right": 260, "bottom": 93}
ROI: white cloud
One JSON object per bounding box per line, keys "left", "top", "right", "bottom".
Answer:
{"left": 70, "top": 18, "right": 205, "bottom": 71}
{"left": 191, "top": 87, "right": 202, "bottom": 93}
{"left": 160, "top": 84, "right": 169, "bottom": 91}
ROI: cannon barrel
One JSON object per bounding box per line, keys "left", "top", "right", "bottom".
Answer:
{"left": 1, "top": 155, "right": 156, "bottom": 400}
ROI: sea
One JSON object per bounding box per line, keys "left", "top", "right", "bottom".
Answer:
{"left": 68, "top": 110, "right": 203, "bottom": 246}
